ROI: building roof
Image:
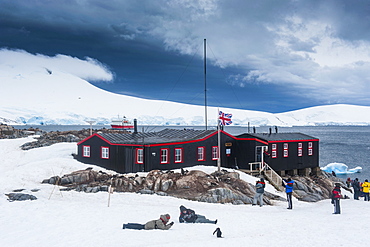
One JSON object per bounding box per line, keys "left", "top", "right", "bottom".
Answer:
{"left": 236, "top": 132, "right": 318, "bottom": 142}
{"left": 97, "top": 128, "right": 217, "bottom": 145}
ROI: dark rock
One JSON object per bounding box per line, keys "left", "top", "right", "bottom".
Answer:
{"left": 6, "top": 193, "right": 37, "bottom": 201}
{"left": 138, "top": 189, "right": 154, "bottom": 194}
{"left": 12, "top": 189, "right": 25, "bottom": 192}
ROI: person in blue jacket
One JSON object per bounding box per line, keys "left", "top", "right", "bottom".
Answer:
{"left": 282, "top": 178, "right": 294, "bottom": 209}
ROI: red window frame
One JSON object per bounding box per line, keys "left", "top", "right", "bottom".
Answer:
{"left": 174, "top": 148, "right": 183, "bottom": 163}
{"left": 160, "top": 148, "right": 170, "bottom": 164}
{"left": 298, "top": 148, "right": 303, "bottom": 157}
{"left": 308, "top": 142, "right": 313, "bottom": 156}
{"left": 271, "top": 144, "right": 277, "bottom": 158}
{"left": 136, "top": 148, "right": 144, "bottom": 164}
{"left": 197, "top": 146, "right": 205, "bottom": 161}
{"left": 212, "top": 146, "right": 219, "bottom": 160}
{"left": 283, "top": 143, "right": 288, "bottom": 157}
{"left": 83, "top": 145, "right": 90, "bottom": 157}
{"left": 101, "top": 146, "right": 109, "bottom": 159}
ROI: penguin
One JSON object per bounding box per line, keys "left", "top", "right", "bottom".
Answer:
{"left": 213, "top": 227, "right": 222, "bottom": 238}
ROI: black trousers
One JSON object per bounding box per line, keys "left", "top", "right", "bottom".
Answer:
{"left": 354, "top": 190, "right": 360, "bottom": 200}
{"left": 123, "top": 223, "right": 145, "bottom": 230}
{"left": 333, "top": 199, "right": 341, "bottom": 214}
{"left": 286, "top": 192, "right": 293, "bottom": 209}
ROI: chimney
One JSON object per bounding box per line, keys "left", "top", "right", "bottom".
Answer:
{"left": 134, "top": 119, "right": 138, "bottom": 134}
{"left": 275, "top": 126, "right": 278, "bottom": 133}
{"left": 269, "top": 127, "right": 272, "bottom": 135}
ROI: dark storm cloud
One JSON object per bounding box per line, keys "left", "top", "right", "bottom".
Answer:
{"left": 1, "top": 0, "right": 370, "bottom": 112}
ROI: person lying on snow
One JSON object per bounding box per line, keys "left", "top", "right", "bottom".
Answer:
{"left": 122, "top": 214, "right": 174, "bottom": 230}
{"left": 179, "top": 205, "right": 217, "bottom": 224}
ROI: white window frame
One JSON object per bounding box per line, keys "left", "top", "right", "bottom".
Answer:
{"left": 136, "top": 148, "right": 144, "bottom": 164}
{"left": 197, "top": 147, "right": 205, "bottom": 161}
{"left": 283, "top": 149, "right": 288, "bottom": 158}
{"left": 272, "top": 144, "right": 277, "bottom": 150}
{"left": 298, "top": 147, "right": 303, "bottom": 157}
{"left": 212, "top": 146, "right": 219, "bottom": 160}
{"left": 101, "top": 146, "right": 109, "bottom": 159}
{"left": 160, "top": 148, "right": 169, "bottom": 164}
{"left": 174, "top": 148, "right": 183, "bottom": 163}
{"left": 83, "top": 145, "right": 90, "bottom": 157}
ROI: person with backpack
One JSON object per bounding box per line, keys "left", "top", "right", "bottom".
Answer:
{"left": 179, "top": 205, "right": 217, "bottom": 224}
{"left": 122, "top": 214, "right": 174, "bottom": 230}
{"left": 362, "top": 179, "right": 370, "bottom": 201}
{"left": 331, "top": 183, "right": 342, "bottom": 214}
{"left": 252, "top": 178, "right": 266, "bottom": 207}
{"left": 352, "top": 178, "right": 361, "bottom": 200}
{"left": 282, "top": 178, "right": 294, "bottom": 209}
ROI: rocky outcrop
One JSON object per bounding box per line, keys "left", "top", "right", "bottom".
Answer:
{"left": 41, "top": 168, "right": 347, "bottom": 204}
{"left": 282, "top": 171, "right": 350, "bottom": 202}
{"left": 42, "top": 168, "right": 286, "bottom": 205}
{"left": 0, "top": 124, "right": 42, "bottom": 139}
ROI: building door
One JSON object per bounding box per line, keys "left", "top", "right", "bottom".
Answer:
{"left": 255, "top": 146, "right": 268, "bottom": 169}
{"left": 125, "top": 148, "right": 134, "bottom": 173}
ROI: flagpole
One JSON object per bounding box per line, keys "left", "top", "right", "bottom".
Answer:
{"left": 217, "top": 108, "right": 221, "bottom": 172}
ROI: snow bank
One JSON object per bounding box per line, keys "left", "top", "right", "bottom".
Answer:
{"left": 0, "top": 137, "right": 369, "bottom": 247}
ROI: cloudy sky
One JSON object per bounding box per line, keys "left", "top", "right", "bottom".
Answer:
{"left": 1, "top": 0, "right": 370, "bottom": 113}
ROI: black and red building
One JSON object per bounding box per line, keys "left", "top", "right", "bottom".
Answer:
{"left": 76, "top": 128, "right": 319, "bottom": 175}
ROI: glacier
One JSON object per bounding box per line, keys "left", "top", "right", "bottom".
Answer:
{"left": 321, "top": 162, "right": 362, "bottom": 175}
{"left": 2, "top": 49, "right": 370, "bottom": 126}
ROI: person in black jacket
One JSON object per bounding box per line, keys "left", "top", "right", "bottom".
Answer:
{"left": 179, "top": 205, "right": 217, "bottom": 224}
{"left": 252, "top": 178, "right": 265, "bottom": 207}
{"left": 352, "top": 178, "right": 361, "bottom": 200}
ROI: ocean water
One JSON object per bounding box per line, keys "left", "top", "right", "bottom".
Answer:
{"left": 14, "top": 125, "right": 370, "bottom": 182}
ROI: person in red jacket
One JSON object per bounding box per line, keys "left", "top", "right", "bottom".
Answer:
{"left": 331, "top": 183, "right": 342, "bottom": 214}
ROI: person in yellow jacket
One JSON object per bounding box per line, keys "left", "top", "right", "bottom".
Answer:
{"left": 361, "top": 179, "right": 370, "bottom": 201}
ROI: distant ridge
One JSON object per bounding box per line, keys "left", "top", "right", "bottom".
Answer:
{"left": 1, "top": 50, "right": 370, "bottom": 126}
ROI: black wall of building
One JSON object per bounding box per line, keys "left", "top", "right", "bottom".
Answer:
{"left": 129, "top": 132, "right": 237, "bottom": 171}
{"left": 267, "top": 141, "right": 319, "bottom": 171}
{"left": 77, "top": 136, "right": 113, "bottom": 170}
{"left": 77, "top": 136, "right": 145, "bottom": 173}
{"left": 77, "top": 133, "right": 319, "bottom": 174}
{"left": 232, "top": 140, "right": 265, "bottom": 169}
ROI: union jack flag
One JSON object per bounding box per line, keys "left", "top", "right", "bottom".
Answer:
{"left": 219, "top": 111, "right": 232, "bottom": 126}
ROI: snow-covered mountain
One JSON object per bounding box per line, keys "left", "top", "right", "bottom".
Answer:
{"left": 1, "top": 49, "right": 370, "bottom": 126}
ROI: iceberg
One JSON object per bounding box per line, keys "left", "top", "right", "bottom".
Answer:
{"left": 321, "top": 162, "right": 362, "bottom": 175}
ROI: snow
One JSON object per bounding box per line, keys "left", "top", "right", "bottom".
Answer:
{"left": 321, "top": 162, "right": 362, "bottom": 175}
{"left": 2, "top": 49, "right": 370, "bottom": 126}
{"left": 0, "top": 137, "right": 368, "bottom": 247}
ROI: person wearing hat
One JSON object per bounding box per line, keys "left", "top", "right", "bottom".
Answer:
{"left": 252, "top": 178, "right": 266, "bottom": 207}
{"left": 351, "top": 178, "right": 361, "bottom": 200}
{"left": 179, "top": 205, "right": 217, "bottom": 224}
{"left": 123, "top": 214, "right": 174, "bottom": 230}
{"left": 331, "top": 183, "right": 342, "bottom": 214}
{"left": 282, "top": 178, "right": 294, "bottom": 209}
{"left": 361, "top": 179, "right": 370, "bottom": 201}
